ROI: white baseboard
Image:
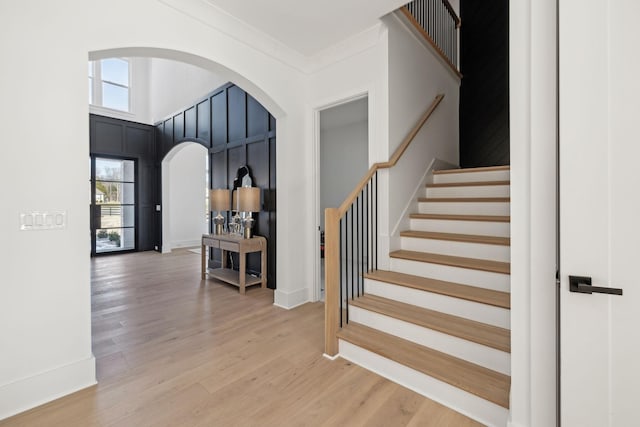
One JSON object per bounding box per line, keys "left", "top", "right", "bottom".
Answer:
{"left": 170, "top": 239, "right": 201, "bottom": 249}
{"left": 273, "top": 287, "right": 309, "bottom": 309}
{"left": 0, "top": 356, "right": 96, "bottom": 421}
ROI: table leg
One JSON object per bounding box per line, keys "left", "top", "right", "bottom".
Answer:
{"left": 201, "top": 241, "right": 206, "bottom": 280}
{"left": 239, "top": 250, "right": 246, "bottom": 294}
{"left": 261, "top": 245, "right": 267, "bottom": 288}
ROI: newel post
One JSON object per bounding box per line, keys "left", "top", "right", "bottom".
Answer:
{"left": 324, "top": 207, "right": 340, "bottom": 356}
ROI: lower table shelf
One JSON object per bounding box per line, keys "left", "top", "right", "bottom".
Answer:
{"left": 207, "top": 268, "right": 263, "bottom": 288}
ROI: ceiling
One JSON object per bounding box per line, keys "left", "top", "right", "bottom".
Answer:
{"left": 203, "top": 0, "right": 409, "bottom": 56}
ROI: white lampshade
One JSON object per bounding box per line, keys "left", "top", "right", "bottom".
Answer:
{"left": 209, "top": 188, "right": 230, "bottom": 212}
{"left": 238, "top": 187, "right": 261, "bottom": 212}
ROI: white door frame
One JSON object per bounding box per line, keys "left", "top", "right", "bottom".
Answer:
{"left": 509, "top": 0, "right": 558, "bottom": 426}
{"left": 311, "top": 92, "right": 369, "bottom": 303}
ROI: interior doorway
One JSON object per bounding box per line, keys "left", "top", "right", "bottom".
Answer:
{"left": 316, "top": 96, "right": 369, "bottom": 300}
{"left": 161, "top": 142, "right": 209, "bottom": 253}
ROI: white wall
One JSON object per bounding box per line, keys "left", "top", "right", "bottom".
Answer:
{"left": 149, "top": 58, "right": 227, "bottom": 123}
{"left": 381, "top": 12, "right": 460, "bottom": 265}
{"left": 0, "top": 1, "right": 96, "bottom": 419}
{"left": 320, "top": 101, "right": 369, "bottom": 229}
{"left": 308, "top": 23, "right": 389, "bottom": 303}
{"left": 165, "top": 143, "right": 208, "bottom": 251}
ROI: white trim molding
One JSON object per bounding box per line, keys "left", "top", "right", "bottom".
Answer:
{"left": 0, "top": 356, "right": 96, "bottom": 421}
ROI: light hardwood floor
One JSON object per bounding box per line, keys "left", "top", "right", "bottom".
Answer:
{"left": 0, "top": 249, "right": 482, "bottom": 426}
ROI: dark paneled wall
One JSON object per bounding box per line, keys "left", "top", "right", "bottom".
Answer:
{"left": 459, "top": 0, "right": 509, "bottom": 167}
{"left": 156, "top": 83, "right": 277, "bottom": 288}
{"left": 89, "top": 115, "right": 158, "bottom": 252}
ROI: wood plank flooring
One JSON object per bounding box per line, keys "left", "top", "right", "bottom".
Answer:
{"left": 0, "top": 249, "right": 482, "bottom": 427}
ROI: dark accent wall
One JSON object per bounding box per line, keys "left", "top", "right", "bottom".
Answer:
{"left": 156, "top": 83, "right": 277, "bottom": 288}
{"left": 89, "top": 115, "right": 159, "bottom": 252}
{"left": 459, "top": 0, "right": 509, "bottom": 167}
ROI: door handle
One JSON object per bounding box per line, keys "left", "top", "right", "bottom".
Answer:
{"left": 569, "top": 275, "right": 623, "bottom": 296}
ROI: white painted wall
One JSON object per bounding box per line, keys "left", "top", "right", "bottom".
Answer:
{"left": 149, "top": 58, "right": 228, "bottom": 123}
{"left": 0, "top": 1, "right": 96, "bottom": 419}
{"left": 164, "top": 143, "right": 208, "bottom": 251}
{"left": 308, "top": 23, "right": 389, "bottom": 302}
{"left": 382, "top": 12, "right": 460, "bottom": 266}
{"left": 319, "top": 101, "right": 368, "bottom": 229}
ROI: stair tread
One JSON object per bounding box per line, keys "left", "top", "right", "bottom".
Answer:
{"left": 400, "top": 230, "right": 510, "bottom": 246}
{"left": 410, "top": 213, "right": 511, "bottom": 222}
{"left": 390, "top": 250, "right": 511, "bottom": 275}
{"left": 351, "top": 294, "right": 510, "bottom": 352}
{"left": 338, "top": 322, "right": 510, "bottom": 408}
{"left": 418, "top": 197, "right": 510, "bottom": 203}
{"left": 427, "top": 180, "right": 510, "bottom": 188}
{"left": 364, "top": 270, "right": 510, "bottom": 309}
{"left": 433, "top": 165, "right": 510, "bottom": 174}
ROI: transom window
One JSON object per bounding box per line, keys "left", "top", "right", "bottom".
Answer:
{"left": 89, "top": 58, "right": 130, "bottom": 112}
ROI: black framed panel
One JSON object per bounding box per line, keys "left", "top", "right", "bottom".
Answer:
{"left": 154, "top": 83, "right": 277, "bottom": 288}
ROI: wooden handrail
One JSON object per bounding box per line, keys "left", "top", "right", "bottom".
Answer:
{"left": 441, "top": 0, "right": 461, "bottom": 28}
{"left": 400, "top": 7, "right": 462, "bottom": 79}
{"left": 324, "top": 93, "right": 445, "bottom": 356}
{"left": 337, "top": 94, "right": 444, "bottom": 217}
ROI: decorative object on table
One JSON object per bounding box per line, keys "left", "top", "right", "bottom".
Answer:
{"left": 238, "top": 186, "right": 261, "bottom": 239}
{"left": 229, "top": 189, "right": 242, "bottom": 235}
{"left": 209, "top": 188, "right": 230, "bottom": 235}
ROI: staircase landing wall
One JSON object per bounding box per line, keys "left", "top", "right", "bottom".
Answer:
{"left": 378, "top": 13, "right": 461, "bottom": 266}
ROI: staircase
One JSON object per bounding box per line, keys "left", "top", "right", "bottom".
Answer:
{"left": 336, "top": 165, "right": 511, "bottom": 426}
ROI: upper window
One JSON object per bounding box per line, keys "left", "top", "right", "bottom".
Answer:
{"left": 89, "top": 58, "right": 130, "bottom": 112}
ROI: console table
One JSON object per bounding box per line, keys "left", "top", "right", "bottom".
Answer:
{"left": 201, "top": 233, "right": 267, "bottom": 294}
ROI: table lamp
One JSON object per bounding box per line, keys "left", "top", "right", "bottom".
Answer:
{"left": 238, "top": 187, "right": 261, "bottom": 238}
{"left": 209, "top": 188, "right": 230, "bottom": 234}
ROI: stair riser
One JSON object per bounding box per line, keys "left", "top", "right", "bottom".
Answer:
{"left": 364, "top": 279, "right": 510, "bottom": 328}
{"left": 426, "top": 185, "right": 510, "bottom": 198}
{"left": 433, "top": 170, "right": 510, "bottom": 184}
{"left": 419, "top": 201, "right": 510, "bottom": 216}
{"left": 349, "top": 307, "right": 510, "bottom": 375}
{"left": 409, "top": 218, "right": 510, "bottom": 237}
{"left": 400, "top": 237, "right": 510, "bottom": 262}
{"left": 338, "top": 340, "right": 509, "bottom": 427}
{"left": 389, "top": 258, "right": 510, "bottom": 292}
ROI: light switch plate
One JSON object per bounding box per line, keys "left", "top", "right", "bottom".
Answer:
{"left": 20, "top": 211, "right": 67, "bottom": 230}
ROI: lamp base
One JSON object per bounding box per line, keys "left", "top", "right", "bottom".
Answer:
{"left": 242, "top": 217, "right": 254, "bottom": 239}
{"left": 213, "top": 215, "right": 225, "bottom": 235}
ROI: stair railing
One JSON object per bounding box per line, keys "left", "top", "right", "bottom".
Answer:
{"left": 324, "top": 94, "right": 444, "bottom": 356}
{"left": 401, "top": 0, "right": 461, "bottom": 77}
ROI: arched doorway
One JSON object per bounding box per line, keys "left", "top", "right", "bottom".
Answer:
{"left": 161, "top": 142, "right": 209, "bottom": 253}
